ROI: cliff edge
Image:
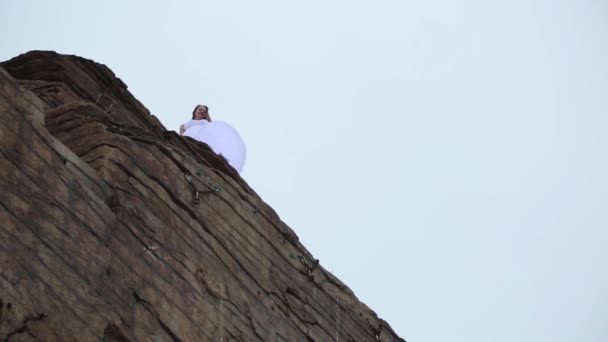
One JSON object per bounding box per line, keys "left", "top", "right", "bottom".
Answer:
{"left": 0, "top": 51, "right": 404, "bottom": 341}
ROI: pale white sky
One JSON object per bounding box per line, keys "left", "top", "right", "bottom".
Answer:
{"left": 2, "top": 1, "right": 607, "bottom": 341}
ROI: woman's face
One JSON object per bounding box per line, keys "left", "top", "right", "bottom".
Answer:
{"left": 194, "top": 105, "right": 209, "bottom": 120}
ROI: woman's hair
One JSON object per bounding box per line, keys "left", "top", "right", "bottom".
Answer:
{"left": 191, "top": 105, "right": 209, "bottom": 120}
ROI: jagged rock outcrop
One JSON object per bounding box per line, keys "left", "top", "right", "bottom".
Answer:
{"left": 0, "top": 51, "right": 404, "bottom": 341}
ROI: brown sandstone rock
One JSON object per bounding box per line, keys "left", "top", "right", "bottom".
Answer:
{"left": 0, "top": 51, "right": 404, "bottom": 341}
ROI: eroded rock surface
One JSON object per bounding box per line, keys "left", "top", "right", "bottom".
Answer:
{"left": 0, "top": 51, "right": 404, "bottom": 341}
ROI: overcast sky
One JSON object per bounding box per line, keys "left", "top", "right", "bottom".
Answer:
{"left": 2, "top": 1, "right": 607, "bottom": 341}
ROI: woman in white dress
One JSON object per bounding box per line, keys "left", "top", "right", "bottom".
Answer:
{"left": 180, "top": 104, "right": 211, "bottom": 135}
{"left": 179, "top": 104, "right": 246, "bottom": 173}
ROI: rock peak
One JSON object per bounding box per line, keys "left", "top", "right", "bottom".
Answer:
{"left": 0, "top": 51, "right": 405, "bottom": 341}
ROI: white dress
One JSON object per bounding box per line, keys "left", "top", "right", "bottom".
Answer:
{"left": 183, "top": 119, "right": 247, "bottom": 173}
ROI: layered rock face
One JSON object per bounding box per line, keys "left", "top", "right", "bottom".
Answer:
{"left": 0, "top": 51, "right": 404, "bottom": 341}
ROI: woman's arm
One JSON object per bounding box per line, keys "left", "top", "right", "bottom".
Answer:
{"left": 179, "top": 124, "right": 185, "bottom": 136}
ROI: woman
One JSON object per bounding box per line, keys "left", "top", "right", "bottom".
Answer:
{"left": 180, "top": 104, "right": 211, "bottom": 136}
{"left": 180, "top": 104, "right": 247, "bottom": 173}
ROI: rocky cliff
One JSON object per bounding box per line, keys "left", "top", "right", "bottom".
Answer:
{"left": 0, "top": 51, "right": 404, "bottom": 342}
